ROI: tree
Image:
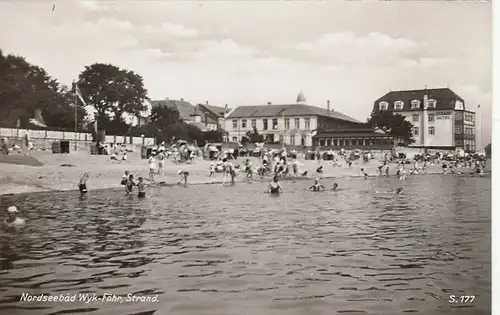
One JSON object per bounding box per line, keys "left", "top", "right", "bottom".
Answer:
{"left": 150, "top": 105, "right": 182, "bottom": 130}
{"left": 0, "top": 50, "right": 86, "bottom": 129}
{"left": 77, "top": 63, "right": 149, "bottom": 126}
{"left": 243, "top": 127, "right": 265, "bottom": 144}
{"left": 203, "top": 130, "right": 225, "bottom": 143}
{"left": 366, "top": 110, "right": 415, "bottom": 145}
{"left": 485, "top": 143, "right": 491, "bottom": 157}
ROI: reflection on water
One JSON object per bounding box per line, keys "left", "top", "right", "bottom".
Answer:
{"left": 0, "top": 175, "right": 491, "bottom": 315}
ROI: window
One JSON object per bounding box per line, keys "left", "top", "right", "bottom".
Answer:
{"left": 232, "top": 136, "right": 238, "bottom": 142}
{"left": 455, "top": 112, "right": 463, "bottom": 120}
{"left": 305, "top": 118, "right": 310, "bottom": 129}
{"left": 290, "top": 135, "right": 296, "bottom": 145}
{"left": 279, "top": 135, "right": 284, "bottom": 143}
{"left": 232, "top": 119, "right": 238, "bottom": 130}
{"left": 394, "top": 101, "right": 404, "bottom": 110}
{"left": 412, "top": 127, "right": 419, "bottom": 136}
{"left": 241, "top": 119, "right": 247, "bottom": 129}
{"left": 471, "top": 115, "right": 475, "bottom": 122}
{"left": 301, "top": 135, "right": 306, "bottom": 146}
{"left": 294, "top": 118, "right": 300, "bottom": 129}
{"left": 411, "top": 100, "right": 420, "bottom": 109}
{"left": 338, "top": 139, "right": 344, "bottom": 146}
{"left": 251, "top": 119, "right": 256, "bottom": 128}
{"left": 379, "top": 101, "right": 389, "bottom": 111}
{"left": 427, "top": 99, "right": 437, "bottom": 108}
{"left": 428, "top": 114, "right": 435, "bottom": 122}
{"left": 263, "top": 119, "right": 268, "bottom": 130}
{"left": 472, "top": 128, "right": 476, "bottom": 135}
{"left": 357, "top": 138, "right": 364, "bottom": 146}
{"left": 455, "top": 139, "right": 463, "bottom": 146}
{"left": 272, "top": 118, "right": 278, "bottom": 130}
{"left": 412, "top": 114, "right": 419, "bottom": 122}
{"left": 284, "top": 118, "right": 290, "bottom": 130}
{"left": 428, "top": 126, "right": 435, "bottom": 135}
{"left": 333, "top": 139, "right": 338, "bottom": 146}
{"left": 455, "top": 127, "right": 462, "bottom": 134}
{"left": 319, "top": 139, "right": 325, "bottom": 146}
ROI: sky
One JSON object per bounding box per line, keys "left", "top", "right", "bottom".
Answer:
{"left": 0, "top": 0, "right": 492, "bottom": 147}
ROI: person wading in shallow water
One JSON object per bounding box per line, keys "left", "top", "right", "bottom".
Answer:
{"left": 3, "top": 206, "right": 25, "bottom": 229}
{"left": 78, "top": 173, "right": 89, "bottom": 198}
{"left": 125, "top": 174, "right": 136, "bottom": 195}
{"left": 266, "top": 176, "right": 283, "bottom": 195}
{"left": 177, "top": 170, "right": 189, "bottom": 187}
{"left": 137, "top": 177, "right": 146, "bottom": 198}
{"left": 309, "top": 178, "right": 325, "bottom": 192}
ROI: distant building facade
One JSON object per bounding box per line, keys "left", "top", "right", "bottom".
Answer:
{"left": 373, "top": 88, "right": 476, "bottom": 151}
{"left": 224, "top": 92, "right": 391, "bottom": 149}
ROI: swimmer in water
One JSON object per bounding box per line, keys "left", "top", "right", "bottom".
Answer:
{"left": 309, "top": 178, "right": 325, "bottom": 192}
{"left": 395, "top": 187, "right": 404, "bottom": 194}
{"left": 266, "top": 176, "right": 283, "bottom": 195}
{"left": 78, "top": 173, "right": 89, "bottom": 198}
{"left": 332, "top": 183, "right": 339, "bottom": 191}
{"left": 137, "top": 177, "right": 146, "bottom": 198}
{"left": 177, "top": 170, "right": 189, "bottom": 187}
{"left": 3, "top": 206, "right": 25, "bottom": 228}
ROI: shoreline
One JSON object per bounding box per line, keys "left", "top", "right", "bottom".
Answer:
{"left": 0, "top": 170, "right": 489, "bottom": 197}
{"left": 0, "top": 151, "right": 490, "bottom": 197}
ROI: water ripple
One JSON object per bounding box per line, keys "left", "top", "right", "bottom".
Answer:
{"left": 0, "top": 175, "right": 491, "bottom": 315}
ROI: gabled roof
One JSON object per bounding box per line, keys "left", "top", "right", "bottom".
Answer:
{"left": 151, "top": 99, "right": 196, "bottom": 120}
{"left": 226, "top": 104, "right": 362, "bottom": 124}
{"left": 374, "top": 88, "right": 464, "bottom": 111}
{"left": 197, "top": 104, "right": 227, "bottom": 117}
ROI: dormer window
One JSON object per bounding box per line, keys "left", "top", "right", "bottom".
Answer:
{"left": 411, "top": 100, "right": 420, "bottom": 109}
{"left": 394, "top": 101, "right": 404, "bottom": 110}
{"left": 379, "top": 101, "right": 389, "bottom": 111}
{"left": 454, "top": 100, "right": 464, "bottom": 110}
{"left": 427, "top": 99, "right": 437, "bottom": 108}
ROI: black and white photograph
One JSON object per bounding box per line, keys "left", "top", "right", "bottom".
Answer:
{"left": 0, "top": 1, "right": 494, "bottom": 315}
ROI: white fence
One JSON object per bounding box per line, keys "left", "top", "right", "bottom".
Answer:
{"left": 0, "top": 127, "right": 154, "bottom": 146}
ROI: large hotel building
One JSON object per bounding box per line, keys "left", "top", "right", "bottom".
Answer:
{"left": 224, "top": 92, "right": 394, "bottom": 150}
{"left": 373, "top": 88, "right": 476, "bottom": 151}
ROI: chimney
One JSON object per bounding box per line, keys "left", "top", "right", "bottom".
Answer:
{"left": 180, "top": 98, "right": 184, "bottom": 101}
{"left": 205, "top": 113, "right": 208, "bottom": 126}
{"left": 224, "top": 104, "right": 228, "bottom": 117}
{"left": 327, "top": 100, "right": 331, "bottom": 112}
{"left": 206, "top": 101, "right": 209, "bottom": 105}
{"left": 267, "top": 102, "right": 272, "bottom": 105}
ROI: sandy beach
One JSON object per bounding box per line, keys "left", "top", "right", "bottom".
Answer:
{"left": 0, "top": 149, "right": 488, "bottom": 196}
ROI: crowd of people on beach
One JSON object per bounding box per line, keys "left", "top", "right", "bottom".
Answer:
{"left": 2, "top": 144, "right": 488, "bottom": 231}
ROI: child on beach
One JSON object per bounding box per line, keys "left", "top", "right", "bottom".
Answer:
{"left": 125, "top": 174, "right": 136, "bottom": 194}
{"left": 157, "top": 151, "right": 165, "bottom": 175}
{"left": 209, "top": 161, "right": 215, "bottom": 177}
{"left": 137, "top": 177, "right": 146, "bottom": 198}
{"left": 78, "top": 173, "right": 89, "bottom": 198}
{"left": 177, "top": 170, "right": 189, "bottom": 187}
{"left": 332, "top": 183, "right": 339, "bottom": 191}
{"left": 148, "top": 155, "right": 157, "bottom": 183}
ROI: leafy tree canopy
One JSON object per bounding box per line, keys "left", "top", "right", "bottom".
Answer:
{"left": 0, "top": 49, "right": 85, "bottom": 129}
{"left": 77, "top": 63, "right": 149, "bottom": 124}
{"left": 242, "top": 127, "right": 265, "bottom": 144}
{"left": 150, "top": 105, "right": 182, "bottom": 130}
{"left": 366, "top": 110, "right": 415, "bottom": 145}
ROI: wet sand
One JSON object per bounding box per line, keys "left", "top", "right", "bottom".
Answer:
{"left": 0, "top": 150, "right": 487, "bottom": 195}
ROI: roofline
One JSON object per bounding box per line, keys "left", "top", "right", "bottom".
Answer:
{"left": 374, "top": 87, "right": 465, "bottom": 102}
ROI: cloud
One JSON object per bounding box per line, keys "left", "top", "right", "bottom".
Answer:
{"left": 293, "top": 31, "right": 430, "bottom": 68}
{"left": 142, "top": 23, "right": 199, "bottom": 39}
